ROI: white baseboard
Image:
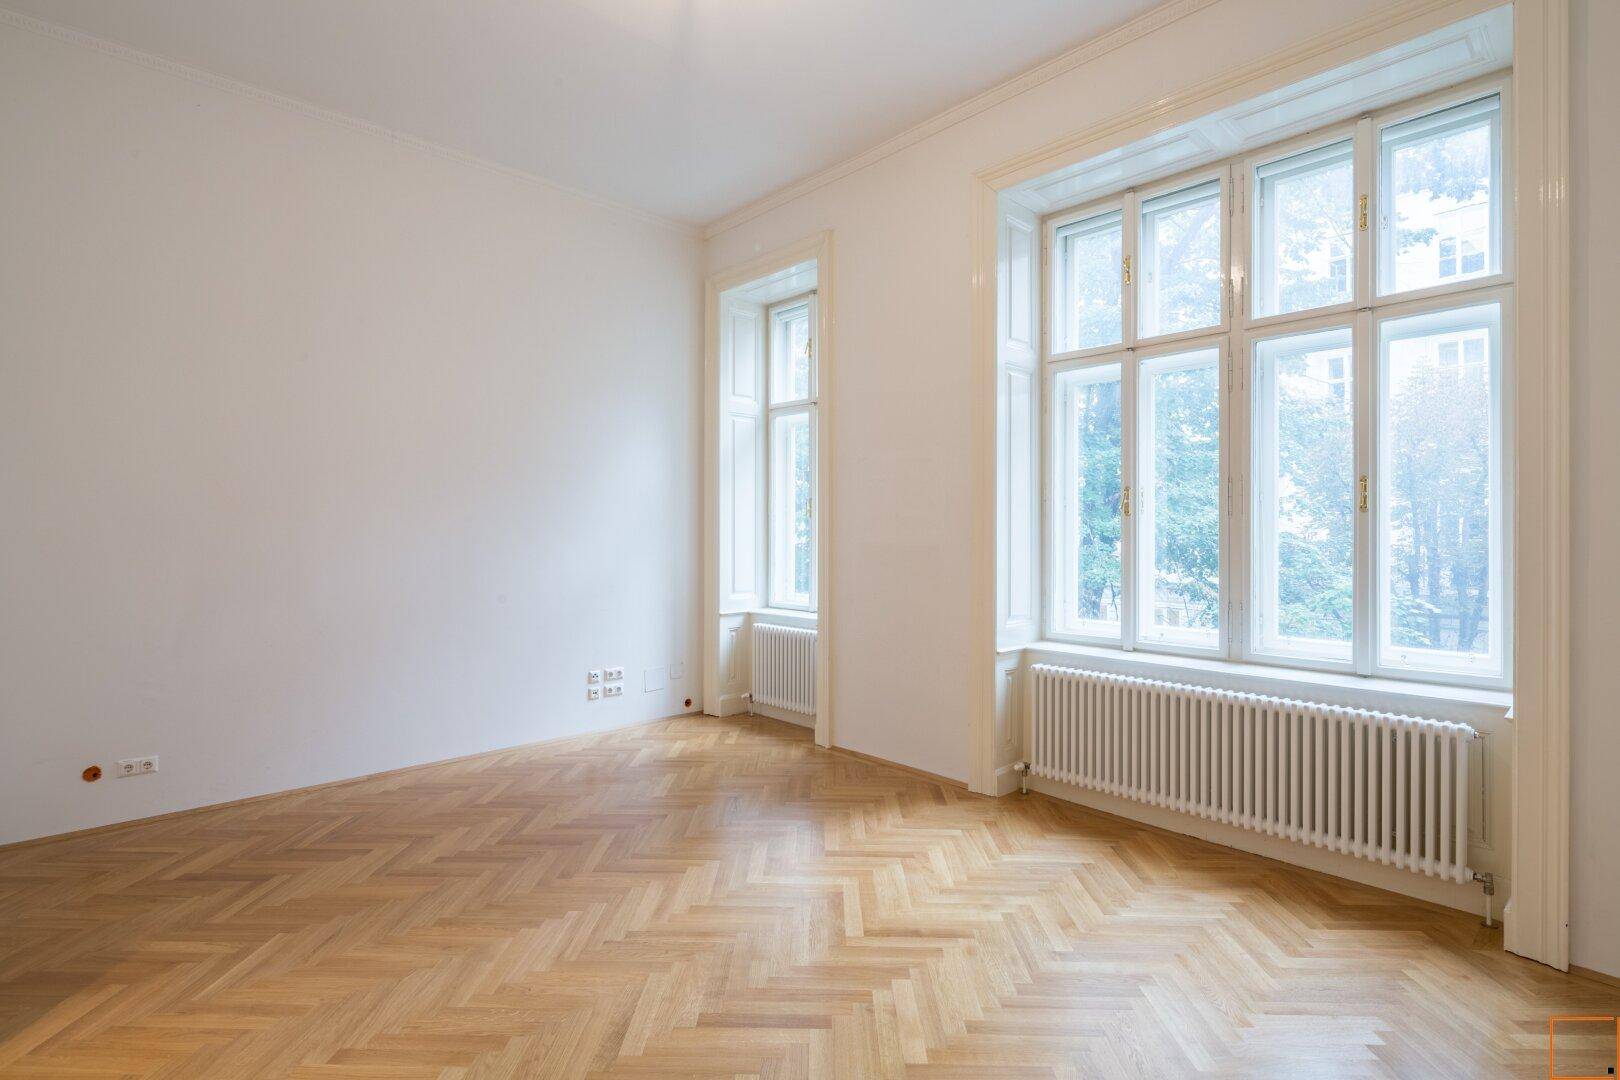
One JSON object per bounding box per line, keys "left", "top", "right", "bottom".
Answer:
{"left": 993, "top": 762, "right": 1025, "bottom": 796}
{"left": 1027, "top": 774, "right": 1505, "bottom": 917}
{"left": 712, "top": 692, "right": 751, "bottom": 718}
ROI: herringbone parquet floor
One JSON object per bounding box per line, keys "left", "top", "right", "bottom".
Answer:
{"left": 1, "top": 715, "right": 1615, "bottom": 1078}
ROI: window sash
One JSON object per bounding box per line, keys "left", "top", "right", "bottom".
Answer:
{"left": 1049, "top": 359, "right": 1127, "bottom": 641}
{"left": 1247, "top": 321, "right": 1358, "bottom": 668}
{"left": 1052, "top": 211, "right": 1125, "bottom": 354}
{"left": 1377, "top": 93, "right": 1505, "bottom": 299}
{"left": 1137, "top": 176, "right": 1228, "bottom": 343}
{"left": 1038, "top": 78, "right": 1512, "bottom": 689}
{"left": 1251, "top": 138, "right": 1356, "bottom": 320}
{"left": 765, "top": 294, "right": 818, "bottom": 611}
{"left": 1134, "top": 341, "right": 1227, "bottom": 654}
{"left": 1372, "top": 293, "right": 1508, "bottom": 682}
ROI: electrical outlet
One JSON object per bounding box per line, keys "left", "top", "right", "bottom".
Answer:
{"left": 587, "top": 686, "right": 602, "bottom": 701}
{"left": 604, "top": 666, "right": 624, "bottom": 682}
{"left": 587, "top": 669, "right": 603, "bottom": 685}
{"left": 604, "top": 683, "right": 623, "bottom": 698}
{"left": 116, "top": 755, "right": 158, "bottom": 778}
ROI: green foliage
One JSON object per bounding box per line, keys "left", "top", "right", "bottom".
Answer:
{"left": 1270, "top": 354, "right": 1353, "bottom": 643}
{"left": 1148, "top": 365, "right": 1220, "bottom": 629}
{"left": 1387, "top": 351, "right": 1491, "bottom": 652}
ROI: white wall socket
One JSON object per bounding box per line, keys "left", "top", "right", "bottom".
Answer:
{"left": 604, "top": 683, "right": 623, "bottom": 698}
{"left": 587, "top": 669, "right": 603, "bottom": 685}
{"left": 587, "top": 686, "right": 602, "bottom": 701}
{"left": 116, "top": 755, "right": 159, "bottom": 778}
{"left": 604, "top": 666, "right": 624, "bottom": 682}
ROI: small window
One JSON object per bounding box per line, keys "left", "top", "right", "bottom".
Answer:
{"left": 1377, "top": 301, "right": 1503, "bottom": 677}
{"left": 1053, "top": 211, "right": 1123, "bottom": 353}
{"left": 1137, "top": 347, "right": 1222, "bottom": 648}
{"left": 1252, "top": 140, "right": 1354, "bottom": 318}
{"left": 1139, "top": 181, "right": 1223, "bottom": 339}
{"left": 1380, "top": 96, "right": 1501, "bottom": 295}
{"left": 1251, "top": 326, "right": 1355, "bottom": 663}
{"left": 1052, "top": 363, "right": 1124, "bottom": 637}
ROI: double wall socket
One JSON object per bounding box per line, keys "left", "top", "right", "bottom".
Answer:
{"left": 116, "top": 755, "right": 158, "bottom": 778}
{"left": 589, "top": 665, "right": 624, "bottom": 700}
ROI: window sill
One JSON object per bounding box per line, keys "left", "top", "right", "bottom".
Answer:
{"left": 750, "top": 608, "right": 817, "bottom": 627}
{"left": 1003, "top": 640, "right": 1511, "bottom": 723}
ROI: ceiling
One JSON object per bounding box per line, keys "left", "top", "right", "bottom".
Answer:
{"left": 8, "top": 0, "right": 1166, "bottom": 227}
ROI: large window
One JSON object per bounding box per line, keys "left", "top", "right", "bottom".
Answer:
{"left": 767, "top": 296, "right": 818, "bottom": 609}
{"left": 1044, "top": 85, "right": 1509, "bottom": 687}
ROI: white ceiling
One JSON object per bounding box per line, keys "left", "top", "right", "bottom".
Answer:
{"left": 8, "top": 0, "right": 1166, "bottom": 227}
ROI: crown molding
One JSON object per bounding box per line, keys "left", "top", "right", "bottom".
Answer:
{"left": 700, "top": 0, "right": 1222, "bottom": 240}
{"left": 0, "top": 5, "right": 700, "bottom": 238}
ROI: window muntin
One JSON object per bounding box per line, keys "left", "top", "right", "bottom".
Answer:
{"left": 1137, "top": 347, "right": 1222, "bottom": 650}
{"left": 1379, "top": 95, "right": 1502, "bottom": 296}
{"left": 1053, "top": 211, "right": 1124, "bottom": 353}
{"left": 1253, "top": 140, "right": 1355, "bottom": 318}
{"left": 1377, "top": 300, "right": 1503, "bottom": 678}
{"left": 765, "top": 295, "right": 817, "bottom": 611}
{"left": 1052, "top": 363, "right": 1124, "bottom": 638}
{"left": 1038, "top": 84, "right": 1511, "bottom": 688}
{"left": 1139, "top": 180, "right": 1223, "bottom": 339}
{"left": 1251, "top": 326, "right": 1355, "bottom": 663}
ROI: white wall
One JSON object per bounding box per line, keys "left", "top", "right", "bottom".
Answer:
{"left": 0, "top": 21, "right": 703, "bottom": 845}
{"left": 1568, "top": 0, "right": 1620, "bottom": 979}
{"left": 704, "top": 0, "right": 1390, "bottom": 783}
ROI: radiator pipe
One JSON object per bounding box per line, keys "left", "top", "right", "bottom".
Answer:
{"left": 1474, "top": 871, "right": 1496, "bottom": 927}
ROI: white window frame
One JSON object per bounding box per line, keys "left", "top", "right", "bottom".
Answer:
{"left": 764, "top": 292, "right": 819, "bottom": 612}
{"left": 1046, "top": 196, "right": 1132, "bottom": 364}
{"left": 1040, "top": 74, "right": 1513, "bottom": 691}
{"left": 1375, "top": 88, "right": 1511, "bottom": 303}
{"left": 1134, "top": 166, "right": 1232, "bottom": 349}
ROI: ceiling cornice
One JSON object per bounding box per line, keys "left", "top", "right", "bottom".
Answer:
{"left": 700, "top": 0, "right": 1222, "bottom": 240}
{"left": 0, "top": 5, "right": 702, "bottom": 238}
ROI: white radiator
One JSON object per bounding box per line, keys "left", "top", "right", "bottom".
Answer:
{"left": 751, "top": 623, "right": 816, "bottom": 715}
{"left": 1028, "top": 664, "right": 1477, "bottom": 883}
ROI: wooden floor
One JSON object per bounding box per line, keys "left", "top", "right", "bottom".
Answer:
{"left": 1, "top": 716, "right": 1615, "bottom": 1078}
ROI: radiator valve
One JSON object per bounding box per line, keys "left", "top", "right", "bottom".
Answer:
{"left": 1017, "top": 761, "right": 1031, "bottom": 796}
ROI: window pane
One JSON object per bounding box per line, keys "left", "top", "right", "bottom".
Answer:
{"left": 1055, "top": 212, "right": 1122, "bottom": 352}
{"left": 770, "top": 410, "right": 814, "bottom": 607}
{"left": 1140, "top": 181, "right": 1222, "bottom": 338}
{"left": 1381, "top": 97, "right": 1500, "bottom": 295}
{"left": 770, "top": 304, "right": 812, "bottom": 404}
{"left": 1253, "top": 141, "right": 1354, "bottom": 318}
{"left": 1378, "top": 302, "right": 1502, "bottom": 676}
{"left": 1253, "top": 327, "right": 1355, "bottom": 661}
{"left": 1138, "top": 348, "right": 1221, "bottom": 647}
{"left": 1054, "top": 364, "right": 1123, "bottom": 635}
